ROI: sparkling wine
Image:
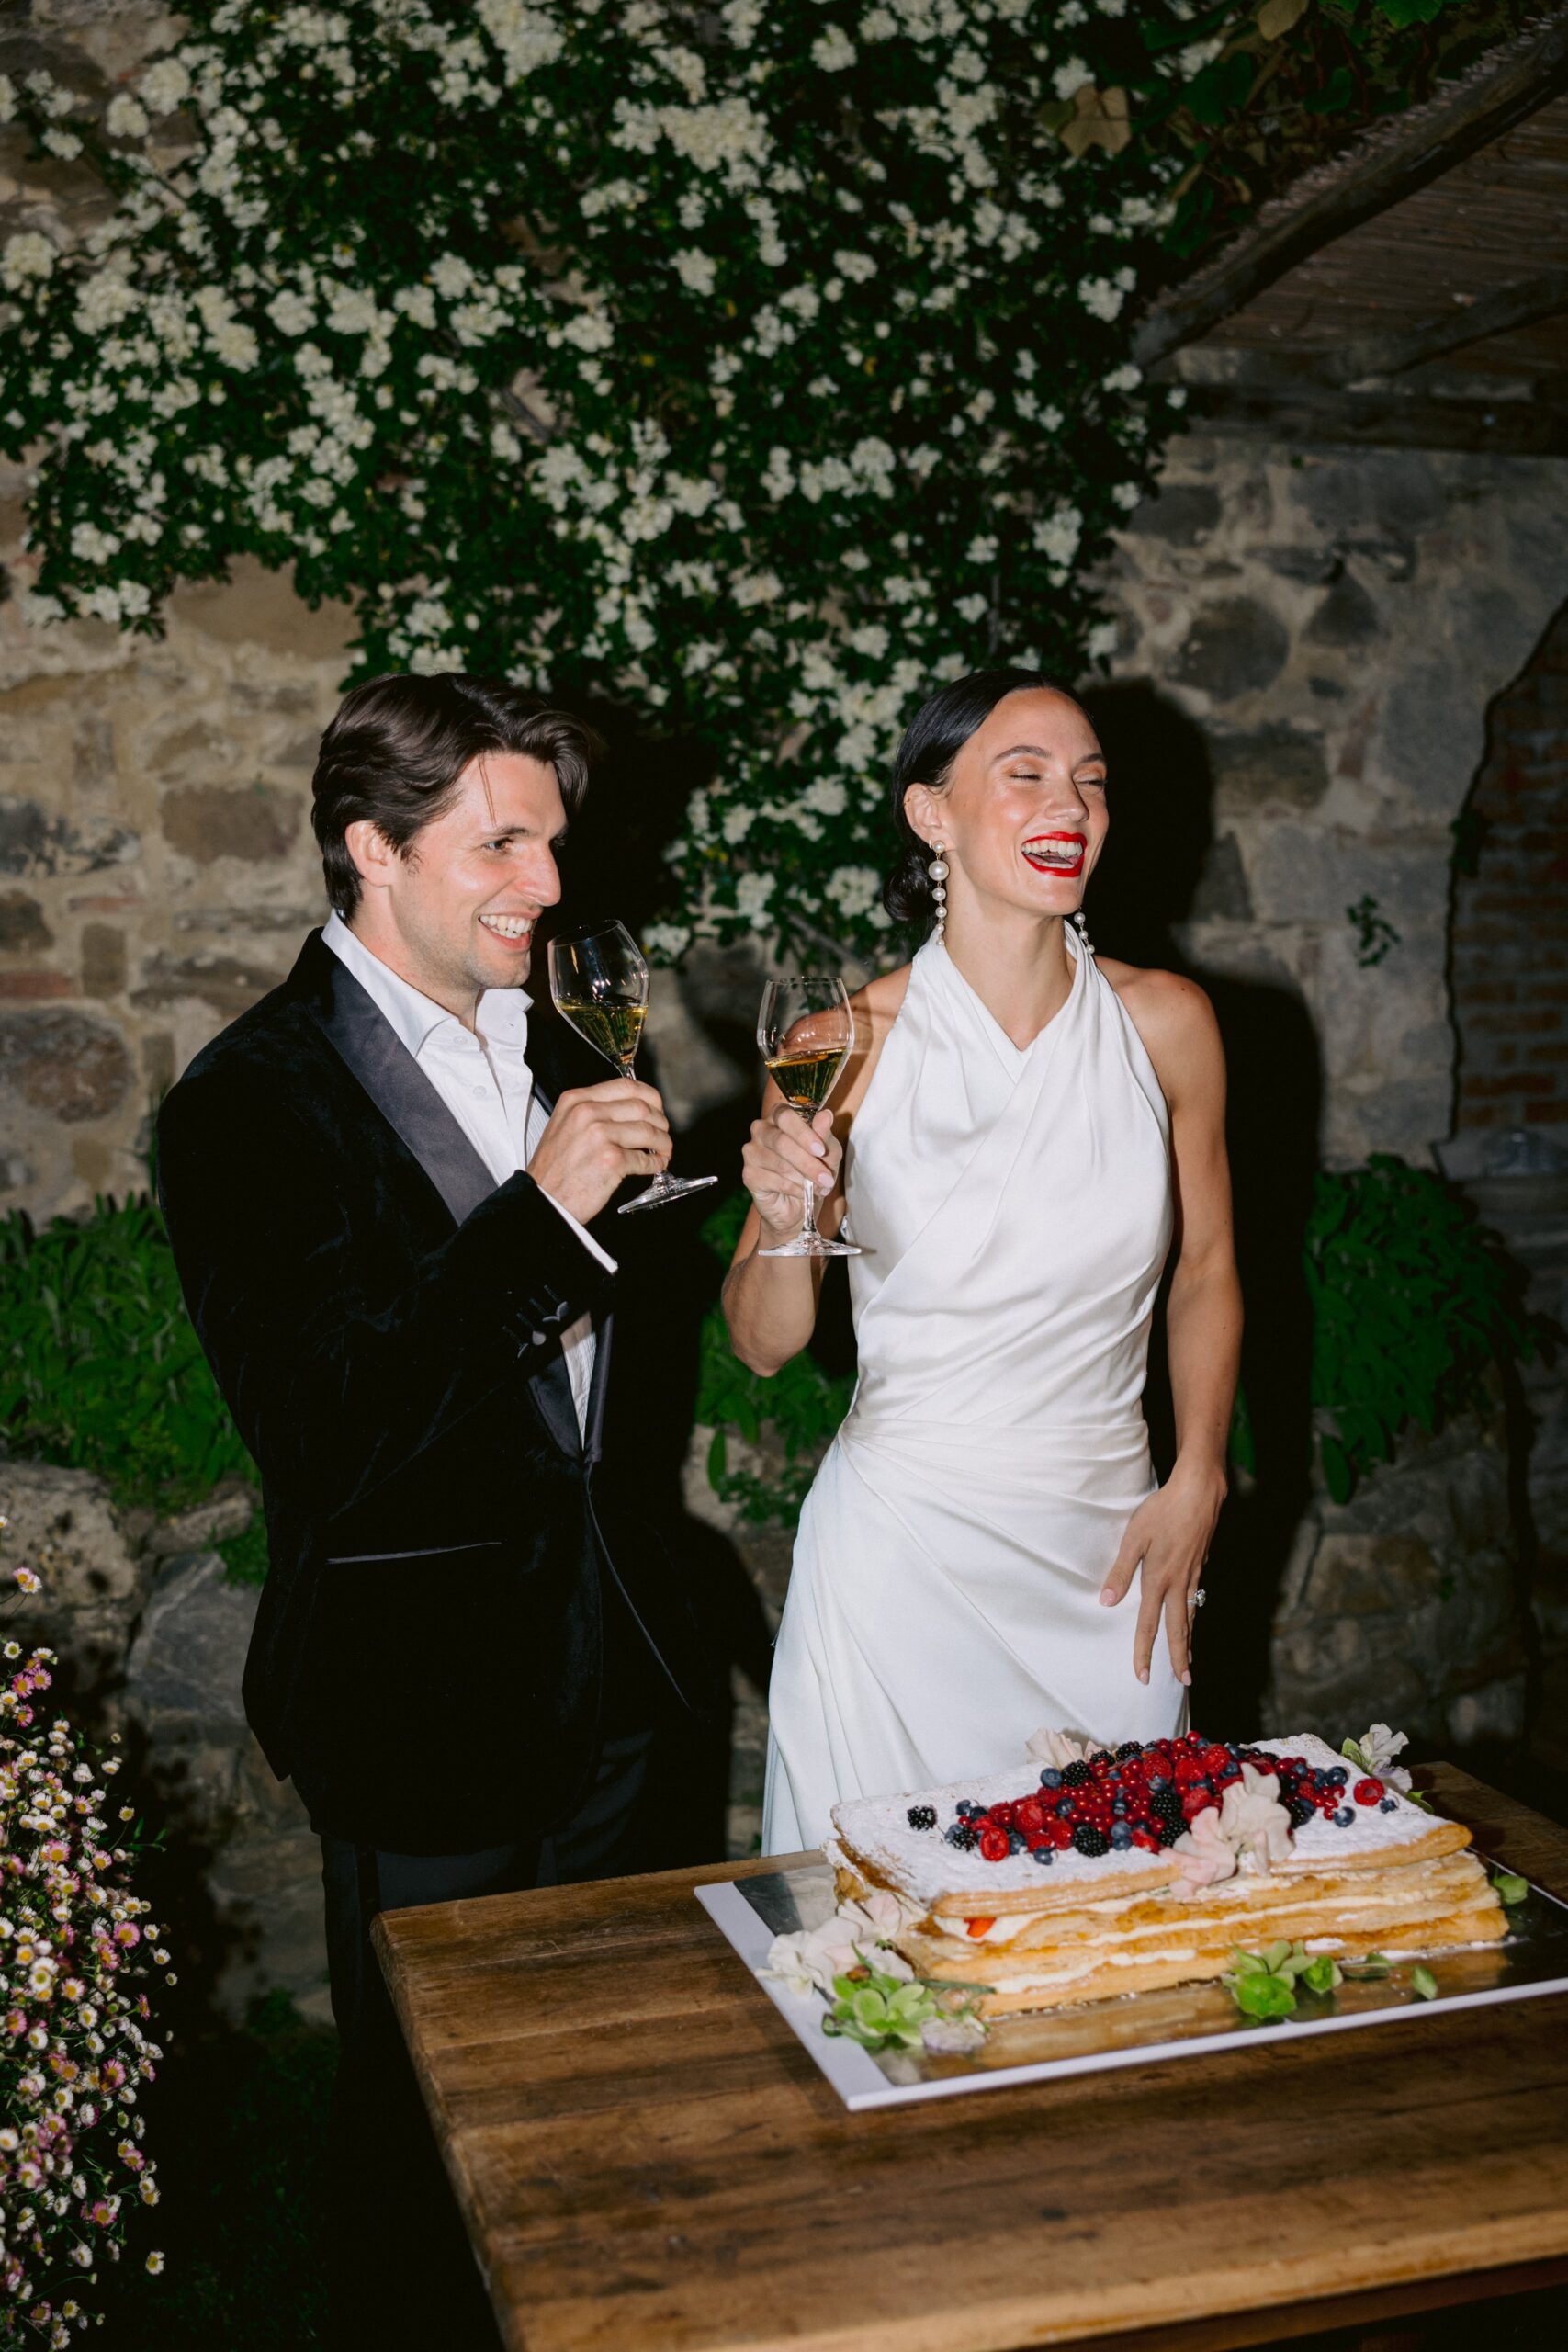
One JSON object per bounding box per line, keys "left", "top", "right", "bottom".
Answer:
{"left": 555, "top": 997, "right": 647, "bottom": 1073}
{"left": 765, "top": 1046, "right": 847, "bottom": 1114}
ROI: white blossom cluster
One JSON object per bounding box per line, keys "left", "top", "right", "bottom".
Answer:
{"left": 0, "top": 0, "right": 1198, "bottom": 960}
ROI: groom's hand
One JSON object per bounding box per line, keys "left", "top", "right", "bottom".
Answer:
{"left": 529, "top": 1079, "right": 671, "bottom": 1224}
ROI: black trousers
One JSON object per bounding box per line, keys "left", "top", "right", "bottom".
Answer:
{"left": 320, "top": 1724, "right": 654, "bottom": 2352}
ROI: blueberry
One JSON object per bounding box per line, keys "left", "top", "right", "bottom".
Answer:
{"left": 1333, "top": 1805, "right": 1355, "bottom": 1826}
{"left": 956, "top": 1798, "right": 980, "bottom": 1817}
{"left": 1379, "top": 1796, "right": 1398, "bottom": 1814}
{"left": 1326, "top": 1766, "right": 1348, "bottom": 1787}
{"left": 1110, "top": 1824, "right": 1133, "bottom": 1849}
{"left": 1031, "top": 1845, "right": 1055, "bottom": 1866}
{"left": 1147, "top": 1771, "right": 1169, "bottom": 1792}
{"left": 1112, "top": 1799, "right": 1127, "bottom": 1816}
{"left": 1039, "top": 1768, "right": 1063, "bottom": 1789}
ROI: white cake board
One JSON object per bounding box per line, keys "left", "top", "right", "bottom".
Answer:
{"left": 696, "top": 1860, "right": 1568, "bottom": 2111}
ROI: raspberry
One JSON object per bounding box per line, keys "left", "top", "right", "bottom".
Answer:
{"left": 978, "top": 1826, "right": 1010, "bottom": 1861}
{"left": 1181, "top": 1789, "right": 1218, "bottom": 1823}
{"left": 1129, "top": 1827, "right": 1160, "bottom": 1851}
{"left": 1352, "top": 1777, "right": 1384, "bottom": 1806}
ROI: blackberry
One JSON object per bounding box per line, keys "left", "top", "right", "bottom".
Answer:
{"left": 907, "top": 1804, "right": 937, "bottom": 1831}
{"left": 1150, "top": 1788, "right": 1183, "bottom": 1822}
{"left": 945, "top": 1822, "right": 977, "bottom": 1851}
{"left": 1071, "top": 1823, "right": 1111, "bottom": 1858}
{"left": 1286, "top": 1798, "right": 1315, "bottom": 1829}
{"left": 1114, "top": 1740, "right": 1143, "bottom": 1760}
{"left": 1061, "top": 1759, "right": 1092, "bottom": 1788}
{"left": 1155, "top": 1817, "right": 1183, "bottom": 1849}
{"left": 1089, "top": 1748, "right": 1112, "bottom": 1767}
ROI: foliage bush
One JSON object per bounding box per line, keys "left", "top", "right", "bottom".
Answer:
{"left": 0, "top": 1199, "right": 252, "bottom": 1520}
{"left": 0, "top": 0, "right": 1520, "bottom": 963}
{"left": 694, "top": 1191, "right": 855, "bottom": 1523}
{"left": 1303, "top": 1155, "right": 1540, "bottom": 1503}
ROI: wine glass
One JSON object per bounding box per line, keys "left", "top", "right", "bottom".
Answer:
{"left": 547, "top": 918, "right": 716, "bottom": 1215}
{"left": 756, "top": 976, "right": 862, "bottom": 1259}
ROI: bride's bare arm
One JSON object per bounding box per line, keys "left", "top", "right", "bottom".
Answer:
{"left": 723, "top": 967, "right": 908, "bottom": 1378}
{"left": 1095, "top": 967, "right": 1241, "bottom": 1687}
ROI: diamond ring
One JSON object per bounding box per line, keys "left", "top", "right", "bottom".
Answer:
{"left": 1188, "top": 1587, "right": 1207, "bottom": 1611}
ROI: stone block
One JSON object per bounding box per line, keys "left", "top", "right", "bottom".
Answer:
{"left": 131, "top": 948, "right": 286, "bottom": 1017}
{"left": 1304, "top": 572, "right": 1382, "bottom": 650}
{"left": 1169, "top": 597, "right": 1289, "bottom": 702}
{"left": 1188, "top": 832, "right": 1254, "bottom": 923}
{"left": 0, "top": 794, "right": 138, "bottom": 879}
{"left": 168, "top": 558, "right": 356, "bottom": 658}
{"left": 1124, "top": 484, "right": 1221, "bottom": 547}
{"left": 125, "top": 1549, "right": 255, "bottom": 1745}
{"left": 0, "top": 890, "right": 52, "bottom": 952}
{"left": 1305, "top": 1532, "right": 1441, "bottom": 1615}
{"left": 0, "top": 1458, "right": 149, "bottom": 1702}
{"left": 0, "top": 1007, "right": 134, "bottom": 1121}
{"left": 146, "top": 1483, "right": 257, "bottom": 1558}
{"left": 1208, "top": 726, "right": 1330, "bottom": 811}
{"left": 161, "top": 783, "right": 302, "bottom": 865}
{"left": 80, "top": 921, "right": 126, "bottom": 998}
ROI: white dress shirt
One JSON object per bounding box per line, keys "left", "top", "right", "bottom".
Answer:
{"left": 323, "top": 912, "right": 615, "bottom": 1439}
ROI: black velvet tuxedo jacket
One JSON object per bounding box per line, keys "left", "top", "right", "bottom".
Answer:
{"left": 157, "top": 928, "right": 700, "bottom": 1854}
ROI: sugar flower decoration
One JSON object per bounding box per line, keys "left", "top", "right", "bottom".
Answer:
{"left": 1025, "top": 1726, "right": 1091, "bottom": 1768}
{"left": 1348, "top": 1722, "right": 1413, "bottom": 1792}
{"left": 761, "top": 1890, "right": 918, "bottom": 2001}
{"left": 1172, "top": 1763, "right": 1293, "bottom": 1894}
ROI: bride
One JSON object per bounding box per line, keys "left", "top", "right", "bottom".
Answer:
{"left": 724, "top": 670, "right": 1243, "bottom": 1855}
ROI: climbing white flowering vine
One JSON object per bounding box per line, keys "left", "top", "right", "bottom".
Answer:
{"left": 0, "top": 0, "right": 1208, "bottom": 959}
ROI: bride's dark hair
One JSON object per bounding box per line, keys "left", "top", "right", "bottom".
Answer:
{"left": 884, "top": 667, "right": 1074, "bottom": 928}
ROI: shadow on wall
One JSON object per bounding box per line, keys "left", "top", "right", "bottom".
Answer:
{"left": 541, "top": 698, "right": 773, "bottom": 1862}
{"left": 1082, "top": 682, "right": 1325, "bottom": 1739}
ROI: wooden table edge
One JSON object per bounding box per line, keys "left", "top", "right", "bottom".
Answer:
{"left": 372, "top": 1762, "right": 1568, "bottom": 2352}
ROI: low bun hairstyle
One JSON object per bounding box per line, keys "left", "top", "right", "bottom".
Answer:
{"left": 883, "top": 667, "right": 1070, "bottom": 930}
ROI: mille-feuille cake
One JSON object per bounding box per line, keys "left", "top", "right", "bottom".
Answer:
{"left": 829, "top": 1732, "right": 1505, "bottom": 2017}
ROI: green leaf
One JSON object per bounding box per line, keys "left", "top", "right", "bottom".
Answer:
{"left": 1230, "top": 1948, "right": 1269, "bottom": 1975}
{"left": 1229, "top": 1970, "right": 1297, "bottom": 2019}
{"left": 1492, "top": 1872, "right": 1529, "bottom": 1906}
{"left": 1371, "top": 0, "right": 1448, "bottom": 26}
{"left": 1301, "top": 1956, "right": 1343, "bottom": 1996}
{"left": 1320, "top": 1433, "right": 1354, "bottom": 1504}
{"left": 1409, "top": 1964, "right": 1438, "bottom": 2001}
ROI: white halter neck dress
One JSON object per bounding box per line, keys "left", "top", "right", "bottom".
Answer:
{"left": 761, "top": 929, "right": 1183, "bottom": 1855}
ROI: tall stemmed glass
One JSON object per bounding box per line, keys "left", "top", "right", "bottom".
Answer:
{"left": 548, "top": 918, "right": 716, "bottom": 1214}
{"left": 756, "top": 976, "right": 862, "bottom": 1259}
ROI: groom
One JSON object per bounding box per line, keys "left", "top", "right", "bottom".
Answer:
{"left": 157, "top": 672, "right": 703, "bottom": 2345}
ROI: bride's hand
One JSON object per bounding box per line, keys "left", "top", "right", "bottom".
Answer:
{"left": 1098, "top": 1458, "right": 1227, "bottom": 1690}
{"left": 742, "top": 1103, "right": 842, "bottom": 1249}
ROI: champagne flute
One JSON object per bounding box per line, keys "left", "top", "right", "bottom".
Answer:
{"left": 756, "top": 976, "right": 862, "bottom": 1259}
{"left": 548, "top": 918, "right": 716, "bottom": 1214}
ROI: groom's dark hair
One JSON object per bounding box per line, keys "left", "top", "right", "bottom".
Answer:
{"left": 311, "top": 673, "right": 604, "bottom": 920}
{"left": 884, "top": 667, "right": 1078, "bottom": 930}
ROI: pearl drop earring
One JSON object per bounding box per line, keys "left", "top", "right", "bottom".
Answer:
{"left": 1073, "top": 909, "right": 1094, "bottom": 957}
{"left": 928, "top": 842, "right": 949, "bottom": 944}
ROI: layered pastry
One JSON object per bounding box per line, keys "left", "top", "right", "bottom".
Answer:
{"left": 829, "top": 1732, "right": 1506, "bottom": 2018}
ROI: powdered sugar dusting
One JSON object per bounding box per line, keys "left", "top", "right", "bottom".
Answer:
{"left": 831, "top": 1734, "right": 1442, "bottom": 1912}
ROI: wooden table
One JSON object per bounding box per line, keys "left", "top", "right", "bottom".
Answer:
{"left": 374, "top": 1765, "right": 1568, "bottom": 2351}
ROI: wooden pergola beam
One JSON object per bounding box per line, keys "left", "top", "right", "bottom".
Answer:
{"left": 1322, "top": 266, "right": 1568, "bottom": 385}
{"left": 1132, "top": 5, "right": 1568, "bottom": 369}
{"left": 1177, "top": 376, "right": 1568, "bottom": 457}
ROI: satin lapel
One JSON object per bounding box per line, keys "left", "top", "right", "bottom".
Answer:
{"left": 528, "top": 1018, "right": 616, "bottom": 1464}
{"left": 306, "top": 944, "right": 583, "bottom": 1461}
{"left": 308, "top": 947, "right": 496, "bottom": 1227}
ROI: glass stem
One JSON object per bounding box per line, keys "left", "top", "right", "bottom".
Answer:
{"left": 800, "top": 1173, "right": 821, "bottom": 1245}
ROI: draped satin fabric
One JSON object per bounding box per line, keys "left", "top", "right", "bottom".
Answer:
{"left": 761, "top": 929, "right": 1185, "bottom": 1854}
